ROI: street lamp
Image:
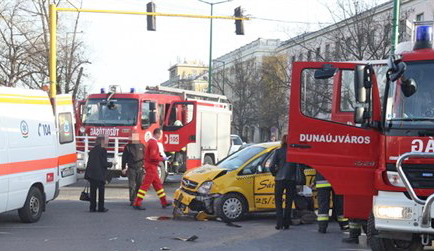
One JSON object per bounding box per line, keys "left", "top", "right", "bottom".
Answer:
{"left": 212, "top": 59, "right": 226, "bottom": 93}
{"left": 197, "top": 0, "right": 233, "bottom": 93}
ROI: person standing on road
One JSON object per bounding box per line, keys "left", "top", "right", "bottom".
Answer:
{"left": 270, "top": 134, "right": 297, "bottom": 230}
{"left": 122, "top": 131, "right": 145, "bottom": 206}
{"left": 132, "top": 128, "right": 171, "bottom": 210}
{"left": 84, "top": 134, "right": 112, "bottom": 213}
{"left": 315, "top": 172, "right": 349, "bottom": 233}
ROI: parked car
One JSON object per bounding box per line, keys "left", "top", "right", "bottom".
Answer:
{"left": 228, "top": 134, "right": 245, "bottom": 155}
{"left": 173, "top": 142, "right": 317, "bottom": 222}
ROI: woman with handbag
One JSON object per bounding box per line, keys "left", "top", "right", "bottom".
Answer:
{"left": 270, "top": 134, "right": 297, "bottom": 230}
{"left": 84, "top": 134, "right": 112, "bottom": 213}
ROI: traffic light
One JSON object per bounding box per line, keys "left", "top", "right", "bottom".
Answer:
{"left": 147, "top": 2, "right": 156, "bottom": 31}
{"left": 234, "top": 6, "right": 244, "bottom": 35}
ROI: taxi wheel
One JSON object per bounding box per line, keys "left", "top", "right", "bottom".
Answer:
{"left": 215, "top": 193, "right": 247, "bottom": 222}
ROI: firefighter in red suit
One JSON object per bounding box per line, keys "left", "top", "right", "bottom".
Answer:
{"left": 133, "top": 128, "right": 171, "bottom": 210}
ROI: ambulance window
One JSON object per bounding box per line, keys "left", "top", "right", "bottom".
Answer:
{"left": 59, "top": 112, "right": 74, "bottom": 144}
{"left": 241, "top": 155, "right": 266, "bottom": 175}
{"left": 340, "top": 70, "right": 356, "bottom": 112}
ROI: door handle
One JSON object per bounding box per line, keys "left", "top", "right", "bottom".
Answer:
{"left": 290, "top": 144, "right": 311, "bottom": 149}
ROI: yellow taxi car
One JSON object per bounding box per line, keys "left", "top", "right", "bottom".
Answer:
{"left": 173, "top": 142, "right": 316, "bottom": 222}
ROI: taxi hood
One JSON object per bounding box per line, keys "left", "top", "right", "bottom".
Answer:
{"left": 183, "top": 164, "right": 229, "bottom": 183}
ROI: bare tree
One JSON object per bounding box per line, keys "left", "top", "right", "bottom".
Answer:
{"left": 213, "top": 53, "right": 261, "bottom": 142}
{"left": 258, "top": 54, "right": 291, "bottom": 138}
{"left": 0, "top": 0, "right": 90, "bottom": 99}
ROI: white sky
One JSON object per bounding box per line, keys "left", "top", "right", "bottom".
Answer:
{"left": 58, "top": 0, "right": 379, "bottom": 93}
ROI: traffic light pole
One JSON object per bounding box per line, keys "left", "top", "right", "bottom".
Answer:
{"left": 47, "top": 4, "right": 247, "bottom": 98}
{"left": 208, "top": 4, "right": 214, "bottom": 94}
{"left": 391, "top": 0, "right": 400, "bottom": 55}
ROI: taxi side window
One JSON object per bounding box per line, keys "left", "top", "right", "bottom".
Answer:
{"left": 260, "top": 150, "right": 276, "bottom": 174}
{"left": 240, "top": 155, "right": 266, "bottom": 175}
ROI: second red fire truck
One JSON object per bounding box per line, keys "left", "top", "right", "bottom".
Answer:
{"left": 286, "top": 22, "right": 434, "bottom": 250}
{"left": 75, "top": 85, "right": 232, "bottom": 182}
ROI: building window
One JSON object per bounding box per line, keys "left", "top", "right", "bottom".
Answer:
{"left": 315, "top": 47, "right": 321, "bottom": 61}
{"left": 307, "top": 50, "right": 312, "bottom": 61}
{"left": 299, "top": 53, "right": 303, "bottom": 61}
{"left": 416, "top": 13, "right": 424, "bottom": 22}
{"left": 325, "top": 44, "right": 330, "bottom": 60}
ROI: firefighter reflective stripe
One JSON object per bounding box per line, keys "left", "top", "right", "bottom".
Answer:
{"left": 338, "top": 216, "right": 349, "bottom": 222}
{"left": 137, "top": 189, "right": 147, "bottom": 199}
{"left": 317, "top": 214, "right": 329, "bottom": 221}
{"left": 316, "top": 180, "right": 331, "bottom": 188}
{"left": 349, "top": 222, "right": 361, "bottom": 229}
{"left": 156, "top": 189, "right": 166, "bottom": 198}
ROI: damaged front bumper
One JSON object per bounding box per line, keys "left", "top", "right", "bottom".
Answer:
{"left": 173, "top": 188, "right": 221, "bottom": 215}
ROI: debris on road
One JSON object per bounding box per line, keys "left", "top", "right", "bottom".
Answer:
{"left": 160, "top": 247, "right": 171, "bottom": 250}
{"left": 226, "top": 222, "right": 242, "bottom": 228}
{"left": 146, "top": 216, "right": 172, "bottom": 221}
{"left": 173, "top": 235, "right": 198, "bottom": 242}
{"left": 109, "top": 237, "right": 118, "bottom": 241}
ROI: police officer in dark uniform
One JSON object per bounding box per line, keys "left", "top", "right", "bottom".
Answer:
{"left": 316, "top": 171, "right": 348, "bottom": 233}
{"left": 122, "top": 131, "right": 145, "bottom": 206}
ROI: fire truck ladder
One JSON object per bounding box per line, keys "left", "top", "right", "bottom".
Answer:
{"left": 146, "top": 86, "right": 228, "bottom": 103}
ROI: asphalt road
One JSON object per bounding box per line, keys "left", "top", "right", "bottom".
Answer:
{"left": 0, "top": 177, "right": 372, "bottom": 251}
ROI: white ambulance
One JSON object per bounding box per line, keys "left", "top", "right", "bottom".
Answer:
{"left": 0, "top": 87, "right": 77, "bottom": 223}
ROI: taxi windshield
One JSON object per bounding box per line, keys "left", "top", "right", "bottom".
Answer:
{"left": 386, "top": 61, "right": 434, "bottom": 129}
{"left": 217, "top": 146, "right": 266, "bottom": 171}
{"left": 83, "top": 98, "right": 138, "bottom": 126}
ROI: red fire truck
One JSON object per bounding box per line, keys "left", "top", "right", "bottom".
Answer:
{"left": 75, "top": 85, "right": 232, "bottom": 182}
{"left": 286, "top": 22, "right": 434, "bottom": 250}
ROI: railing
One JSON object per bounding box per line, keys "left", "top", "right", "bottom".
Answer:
{"left": 76, "top": 136, "right": 130, "bottom": 169}
{"left": 396, "top": 152, "right": 434, "bottom": 228}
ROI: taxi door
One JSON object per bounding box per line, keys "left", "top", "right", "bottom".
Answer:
{"left": 163, "top": 101, "right": 197, "bottom": 152}
{"left": 253, "top": 150, "right": 276, "bottom": 210}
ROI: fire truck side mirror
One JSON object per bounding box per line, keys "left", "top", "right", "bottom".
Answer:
{"left": 354, "top": 65, "right": 368, "bottom": 103}
{"left": 149, "top": 111, "right": 157, "bottom": 124}
{"left": 401, "top": 77, "right": 417, "bottom": 97}
{"left": 314, "top": 65, "right": 337, "bottom": 79}
{"left": 354, "top": 107, "right": 366, "bottom": 124}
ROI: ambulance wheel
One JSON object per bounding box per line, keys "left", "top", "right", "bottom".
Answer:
{"left": 18, "top": 187, "right": 43, "bottom": 223}
{"left": 214, "top": 193, "right": 247, "bottom": 222}
{"left": 158, "top": 162, "right": 167, "bottom": 184}
{"left": 203, "top": 155, "right": 214, "bottom": 165}
{"left": 368, "top": 213, "right": 423, "bottom": 251}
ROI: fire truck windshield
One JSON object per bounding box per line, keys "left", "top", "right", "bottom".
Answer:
{"left": 386, "top": 61, "right": 434, "bottom": 129}
{"left": 82, "top": 98, "right": 138, "bottom": 126}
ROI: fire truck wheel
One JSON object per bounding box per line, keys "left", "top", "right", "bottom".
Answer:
{"left": 214, "top": 193, "right": 247, "bottom": 222}
{"left": 158, "top": 162, "right": 167, "bottom": 184}
{"left": 203, "top": 155, "right": 214, "bottom": 165}
{"left": 18, "top": 186, "right": 43, "bottom": 223}
{"left": 368, "top": 213, "right": 423, "bottom": 251}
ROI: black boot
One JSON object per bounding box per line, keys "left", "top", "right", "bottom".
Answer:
{"left": 318, "top": 221, "right": 328, "bottom": 234}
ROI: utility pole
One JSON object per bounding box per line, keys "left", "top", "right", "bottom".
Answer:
{"left": 198, "top": 0, "right": 233, "bottom": 93}
{"left": 391, "top": 0, "right": 401, "bottom": 54}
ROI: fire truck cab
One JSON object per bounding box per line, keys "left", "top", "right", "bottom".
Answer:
{"left": 76, "top": 86, "right": 232, "bottom": 183}
{"left": 287, "top": 22, "right": 434, "bottom": 250}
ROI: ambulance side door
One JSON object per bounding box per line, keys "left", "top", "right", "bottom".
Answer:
{"left": 55, "top": 95, "right": 77, "bottom": 187}
{"left": 163, "top": 101, "right": 197, "bottom": 152}
{"left": 287, "top": 62, "right": 381, "bottom": 219}
{"left": 253, "top": 150, "right": 276, "bottom": 210}
{"left": 0, "top": 116, "right": 8, "bottom": 212}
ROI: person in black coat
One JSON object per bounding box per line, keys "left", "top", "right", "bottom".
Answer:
{"left": 270, "top": 134, "right": 297, "bottom": 230}
{"left": 85, "top": 134, "right": 112, "bottom": 213}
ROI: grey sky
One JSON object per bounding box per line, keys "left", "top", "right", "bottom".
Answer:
{"left": 59, "top": 0, "right": 373, "bottom": 93}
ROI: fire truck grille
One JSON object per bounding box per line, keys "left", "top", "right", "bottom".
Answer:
{"left": 181, "top": 178, "right": 198, "bottom": 190}
{"left": 388, "top": 164, "right": 434, "bottom": 189}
